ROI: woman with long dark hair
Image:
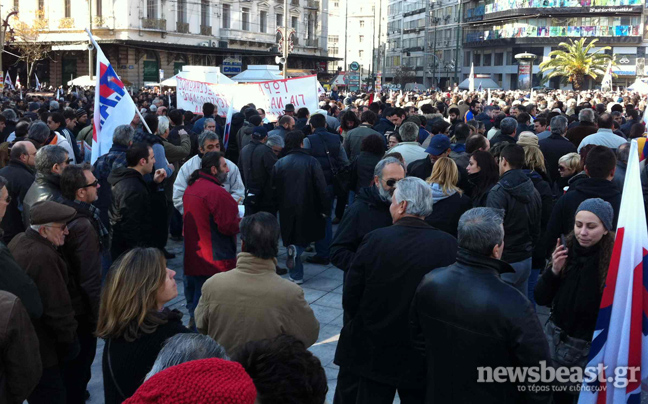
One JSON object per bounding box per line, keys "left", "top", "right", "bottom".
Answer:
{"left": 466, "top": 150, "right": 499, "bottom": 207}
{"left": 339, "top": 110, "right": 360, "bottom": 141}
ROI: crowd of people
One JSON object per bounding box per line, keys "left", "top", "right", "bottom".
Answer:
{"left": 0, "top": 84, "right": 645, "bottom": 404}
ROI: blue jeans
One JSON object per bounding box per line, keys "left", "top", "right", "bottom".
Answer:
{"left": 528, "top": 268, "right": 541, "bottom": 309}
{"left": 290, "top": 244, "right": 307, "bottom": 281}
{"left": 100, "top": 249, "right": 112, "bottom": 284}
{"left": 314, "top": 185, "right": 335, "bottom": 259}
{"left": 501, "top": 257, "right": 532, "bottom": 298}
{"left": 183, "top": 275, "right": 210, "bottom": 322}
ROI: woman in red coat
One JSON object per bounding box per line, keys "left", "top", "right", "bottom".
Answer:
{"left": 182, "top": 151, "right": 240, "bottom": 328}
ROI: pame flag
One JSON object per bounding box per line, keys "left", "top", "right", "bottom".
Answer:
{"left": 578, "top": 139, "right": 648, "bottom": 404}
{"left": 86, "top": 29, "right": 137, "bottom": 164}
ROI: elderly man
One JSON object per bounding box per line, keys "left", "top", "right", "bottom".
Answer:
{"left": 539, "top": 115, "right": 577, "bottom": 185}
{"left": 59, "top": 164, "right": 106, "bottom": 403}
{"left": 386, "top": 122, "right": 427, "bottom": 166}
{"left": 490, "top": 117, "right": 518, "bottom": 146}
{"left": 578, "top": 113, "right": 627, "bottom": 152}
{"left": 566, "top": 108, "right": 598, "bottom": 148}
{"left": 331, "top": 157, "right": 406, "bottom": 273}
{"left": 192, "top": 102, "right": 219, "bottom": 135}
{"left": 173, "top": 131, "right": 244, "bottom": 214}
{"left": 195, "top": 213, "right": 319, "bottom": 356}
{"left": 334, "top": 177, "right": 457, "bottom": 404}
{"left": 411, "top": 208, "right": 551, "bottom": 404}
{"left": 268, "top": 116, "right": 295, "bottom": 140}
{"left": 9, "top": 201, "right": 79, "bottom": 404}
{"left": 266, "top": 135, "right": 284, "bottom": 156}
{"left": 0, "top": 141, "right": 37, "bottom": 243}
{"left": 22, "top": 145, "right": 69, "bottom": 228}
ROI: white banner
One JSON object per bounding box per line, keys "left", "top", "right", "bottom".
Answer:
{"left": 176, "top": 74, "right": 319, "bottom": 121}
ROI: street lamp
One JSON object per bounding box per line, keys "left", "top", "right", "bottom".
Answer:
{"left": 0, "top": 10, "right": 19, "bottom": 74}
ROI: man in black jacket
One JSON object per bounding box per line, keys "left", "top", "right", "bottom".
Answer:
{"left": 486, "top": 144, "right": 541, "bottom": 297}
{"left": 0, "top": 141, "right": 37, "bottom": 243}
{"left": 411, "top": 207, "right": 551, "bottom": 404}
{"left": 239, "top": 126, "right": 278, "bottom": 216}
{"left": 545, "top": 145, "right": 621, "bottom": 257}
{"left": 490, "top": 117, "right": 518, "bottom": 147}
{"left": 334, "top": 177, "right": 457, "bottom": 404}
{"left": 538, "top": 115, "right": 576, "bottom": 185}
{"left": 108, "top": 143, "right": 166, "bottom": 260}
{"left": 22, "top": 144, "right": 69, "bottom": 228}
{"left": 330, "top": 157, "right": 405, "bottom": 273}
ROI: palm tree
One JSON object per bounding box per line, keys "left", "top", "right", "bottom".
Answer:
{"left": 539, "top": 38, "right": 615, "bottom": 90}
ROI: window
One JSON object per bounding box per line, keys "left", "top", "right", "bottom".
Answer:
{"left": 260, "top": 11, "right": 267, "bottom": 32}
{"left": 242, "top": 8, "right": 250, "bottom": 30}
{"left": 276, "top": 13, "right": 283, "bottom": 28}
{"left": 222, "top": 4, "right": 230, "bottom": 28}
{"left": 474, "top": 53, "right": 481, "bottom": 66}
{"left": 178, "top": 0, "right": 186, "bottom": 23}
{"left": 483, "top": 53, "right": 492, "bottom": 66}
{"left": 334, "top": 1, "right": 339, "bottom": 7}
{"left": 359, "top": 50, "right": 364, "bottom": 58}
{"left": 96, "top": 0, "right": 102, "bottom": 17}
{"left": 38, "top": 0, "right": 44, "bottom": 11}
{"left": 292, "top": 16, "right": 298, "bottom": 34}
{"left": 494, "top": 52, "right": 503, "bottom": 66}
{"left": 201, "top": 0, "right": 209, "bottom": 26}
{"left": 146, "top": 0, "right": 157, "bottom": 19}
{"left": 464, "top": 51, "right": 471, "bottom": 66}
{"left": 359, "top": 35, "right": 364, "bottom": 42}
{"left": 65, "top": 0, "right": 71, "bottom": 17}
{"left": 328, "top": 35, "right": 339, "bottom": 43}
{"left": 360, "top": 20, "right": 365, "bottom": 27}
{"left": 330, "top": 47, "right": 339, "bottom": 55}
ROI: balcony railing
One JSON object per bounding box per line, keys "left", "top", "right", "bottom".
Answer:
{"left": 305, "top": 38, "right": 318, "bottom": 47}
{"left": 58, "top": 17, "right": 75, "bottom": 29}
{"left": 200, "top": 24, "right": 212, "bottom": 35}
{"left": 177, "top": 21, "right": 189, "bottom": 33}
{"left": 141, "top": 18, "right": 166, "bottom": 30}
{"left": 305, "top": 0, "right": 319, "bottom": 9}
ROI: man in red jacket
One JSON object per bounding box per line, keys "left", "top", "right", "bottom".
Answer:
{"left": 183, "top": 151, "right": 240, "bottom": 330}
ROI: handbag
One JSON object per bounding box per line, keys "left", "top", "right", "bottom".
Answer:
{"left": 318, "top": 134, "right": 352, "bottom": 195}
{"left": 544, "top": 318, "right": 591, "bottom": 392}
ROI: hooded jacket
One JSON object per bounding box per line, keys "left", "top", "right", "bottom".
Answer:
{"left": 486, "top": 169, "right": 542, "bottom": 263}
{"left": 373, "top": 117, "right": 395, "bottom": 136}
{"left": 424, "top": 184, "right": 473, "bottom": 238}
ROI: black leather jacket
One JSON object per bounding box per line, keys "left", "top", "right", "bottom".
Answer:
{"left": 22, "top": 173, "right": 63, "bottom": 228}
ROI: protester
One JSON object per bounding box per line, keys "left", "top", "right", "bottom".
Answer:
{"left": 22, "top": 144, "right": 68, "bottom": 227}
{"left": 45, "top": 113, "right": 76, "bottom": 164}
{"left": 0, "top": 140, "right": 37, "bottom": 242}
{"left": 182, "top": 151, "right": 240, "bottom": 328}
{"left": 613, "top": 141, "right": 630, "bottom": 190}
{"left": 565, "top": 108, "right": 598, "bottom": 148}
{"left": 344, "top": 110, "right": 382, "bottom": 160}
{"left": 465, "top": 150, "right": 499, "bottom": 207}
{"left": 334, "top": 177, "right": 457, "bottom": 403}
{"left": 96, "top": 248, "right": 189, "bottom": 403}
{"left": 268, "top": 115, "right": 295, "bottom": 140}
{"left": 145, "top": 334, "right": 228, "bottom": 380}
{"left": 387, "top": 122, "right": 427, "bottom": 166}
{"left": 490, "top": 117, "right": 517, "bottom": 146}
{"left": 350, "top": 134, "right": 385, "bottom": 194}
{"left": 239, "top": 126, "right": 278, "bottom": 216}
{"left": 195, "top": 212, "right": 319, "bottom": 354}
{"left": 539, "top": 115, "right": 576, "bottom": 185}
{"left": 578, "top": 113, "right": 627, "bottom": 152}
{"left": 9, "top": 201, "right": 79, "bottom": 404}
{"left": 411, "top": 208, "right": 551, "bottom": 403}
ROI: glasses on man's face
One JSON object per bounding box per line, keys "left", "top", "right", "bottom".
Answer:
{"left": 558, "top": 166, "right": 566, "bottom": 172}
{"left": 384, "top": 178, "right": 401, "bottom": 187}
{"left": 81, "top": 179, "right": 99, "bottom": 188}
{"left": 65, "top": 158, "right": 72, "bottom": 164}
{"left": 45, "top": 224, "right": 67, "bottom": 231}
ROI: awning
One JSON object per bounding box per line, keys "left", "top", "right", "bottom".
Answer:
{"left": 627, "top": 79, "right": 648, "bottom": 94}
{"left": 458, "top": 77, "right": 501, "bottom": 90}
{"left": 231, "top": 65, "right": 283, "bottom": 82}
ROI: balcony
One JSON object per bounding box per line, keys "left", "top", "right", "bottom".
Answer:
{"left": 141, "top": 18, "right": 166, "bottom": 30}
{"left": 305, "top": 0, "right": 320, "bottom": 9}
{"left": 93, "top": 16, "right": 107, "bottom": 27}
{"left": 177, "top": 22, "right": 189, "bottom": 33}
{"left": 200, "top": 24, "right": 212, "bottom": 35}
{"left": 291, "top": 0, "right": 300, "bottom": 5}
{"left": 58, "top": 17, "right": 75, "bottom": 29}
{"left": 305, "top": 38, "right": 318, "bottom": 47}
{"left": 220, "top": 28, "right": 276, "bottom": 45}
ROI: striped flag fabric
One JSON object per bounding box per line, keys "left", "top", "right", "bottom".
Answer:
{"left": 4, "top": 72, "right": 14, "bottom": 90}
{"left": 577, "top": 139, "right": 648, "bottom": 403}
{"left": 223, "top": 93, "right": 235, "bottom": 151}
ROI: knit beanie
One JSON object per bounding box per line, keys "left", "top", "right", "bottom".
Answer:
{"left": 124, "top": 358, "right": 257, "bottom": 404}
{"left": 576, "top": 198, "right": 614, "bottom": 231}
{"left": 75, "top": 108, "right": 87, "bottom": 119}
{"left": 517, "top": 132, "right": 539, "bottom": 148}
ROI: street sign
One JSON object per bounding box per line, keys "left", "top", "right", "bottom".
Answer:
{"left": 350, "top": 61, "right": 360, "bottom": 71}
{"left": 159, "top": 69, "right": 164, "bottom": 82}
{"left": 344, "top": 71, "right": 360, "bottom": 91}
{"left": 222, "top": 58, "right": 242, "bottom": 74}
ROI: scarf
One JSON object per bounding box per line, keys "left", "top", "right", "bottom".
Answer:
{"left": 63, "top": 199, "right": 109, "bottom": 247}
{"left": 132, "top": 128, "right": 161, "bottom": 146}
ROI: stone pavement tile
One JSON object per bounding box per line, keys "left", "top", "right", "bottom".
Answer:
{"left": 316, "top": 323, "right": 342, "bottom": 344}
{"left": 308, "top": 341, "right": 337, "bottom": 367}
{"left": 329, "top": 313, "right": 345, "bottom": 327}
{"left": 326, "top": 380, "right": 338, "bottom": 404}
{"left": 301, "top": 287, "right": 329, "bottom": 304}
{"left": 305, "top": 274, "right": 344, "bottom": 292}
{"left": 331, "top": 284, "right": 344, "bottom": 294}
{"left": 312, "top": 291, "right": 343, "bottom": 310}
{"left": 317, "top": 267, "right": 344, "bottom": 281}
{"left": 303, "top": 262, "right": 331, "bottom": 280}
{"left": 324, "top": 365, "right": 340, "bottom": 381}
{"left": 311, "top": 303, "right": 344, "bottom": 325}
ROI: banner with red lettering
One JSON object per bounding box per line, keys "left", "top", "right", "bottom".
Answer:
{"left": 176, "top": 74, "right": 319, "bottom": 121}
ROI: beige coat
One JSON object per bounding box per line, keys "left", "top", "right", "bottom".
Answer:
{"left": 195, "top": 252, "right": 319, "bottom": 355}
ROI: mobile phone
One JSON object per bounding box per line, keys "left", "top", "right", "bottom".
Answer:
{"left": 560, "top": 234, "right": 567, "bottom": 247}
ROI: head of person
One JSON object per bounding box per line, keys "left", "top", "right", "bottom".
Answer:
{"left": 516, "top": 132, "right": 546, "bottom": 173}
{"left": 573, "top": 198, "right": 614, "bottom": 251}
{"left": 628, "top": 109, "right": 639, "bottom": 122}
{"left": 516, "top": 112, "right": 531, "bottom": 126}
{"left": 296, "top": 107, "right": 310, "bottom": 119}
{"left": 126, "top": 143, "right": 156, "bottom": 175}
{"left": 598, "top": 113, "right": 614, "bottom": 129}
{"left": 584, "top": 145, "right": 616, "bottom": 180}
{"left": 398, "top": 122, "right": 419, "bottom": 143}
{"left": 500, "top": 117, "right": 517, "bottom": 137}
{"left": 49, "top": 100, "right": 60, "bottom": 112}
{"left": 145, "top": 334, "right": 228, "bottom": 381}
{"left": 203, "top": 118, "right": 217, "bottom": 133}
{"left": 60, "top": 163, "right": 99, "bottom": 204}
{"left": 167, "top": 109, "right": 182, "bottom": 126}
{"left": 188, "top": 151, "right": 229, "bottom": 186}
{"left": 131, "top": 112, "right": 141, "bottom": 127}
{"left": 426, "top": 157, "right": 461, "bottom": 196}
{"left": 28, "top": 121, "right": 52, "bottom": 148}
{"left": 360, "top": 110, "right": 378, "bottom": 126}
{"left": 233, "top": 334, "right": 326, "bottom": 404}
{"left": 339, "top": 110, "right": 360, "bottom": 132}
{"left": 113, "top": 124, "right": 135, "bottom": 147}
{"left": 240, "top": 212, "right": 280, "bottom": 260}
{"left": 309, "top": 113, "right": 327, "bottom": 130}
{"left": 256, "top": 108, "right": 266, "bottom": 119}
{"left": 387, "top": 108, "right": 406, "bottom": 127}
{"left": 96, "top": 248, "right": 177, "bottom": 340}
{"left": 199, "top": 131, "right": 221, "bottom": 154}
{"left": 284, "top": 130, "right": 305, "bottom": 153}
{"left": 144, "top": 113, "right": 159, "bottom": 134}
{"left": 76, "top": 108, "right": 88, "bottom": 124}
{"left": 448, "top": 107, "right": 460, "bottom": 121}
{"left": 390, "top": 177, "right": 434, "bottom": 223}
{"left": 278, "top": 115, "right": 295, "bottom": 131}
{"left": 29, "top": 200, "right": 76, "bottom": 247}
{"left": 284, "top": 103, "right": 296, "bottom": 116}
{"left": 616, "top": 142, "right": 630, "bottom": 166}
{"left": 628, "top": 123, "right": 645, "bottom": 139}
{"left": 388, "top": 133, "right": 402, "bottom": 149}
{"left": 453, "top": 123, "right": 471, "bottom": 144}
{"left": 611, "top": 111, "right": 624, "bottom": 127}
{"left": 457, "top": 207, "right": 505, "bottom": 259}
{"left": 156, "top": 106, "right": 167, "bottom": 116}
{"left": 558, "top": 152, "right": 581, "bottom": 178}
{"left": 63, "top": 109, "right": 77, "bottom": 130}
{"left": 425, "top": 134, "right": 451, "bottom": 163}
{"left": 252, "top": 126, "right": 268, "bottom": 143}
{"left": 15, "top": 121, "right": 29, "bottom": 139}
{"left": 466, "top": 134, "right": 490, "bottom": 154}
{"left": 373, "top": 157, "right": 406, "bottom": 203}
{"left": 550, "top": 115, "right": 568, "bottom": 137}
{"left": 47, "top": 112, "right": 65, "bottom": 131}
{"left": 430, "top": 120, "right": 450, "bottom": 136}
{"left": 157, "top": 116, "right": 170, "bottom": 138}
{"left": 469, "top": 99, "right": 481, "bottom": 114}
{"left": 202, "top": 102, "right": 215, "bottom": 117}
{"left": 361, "top": 134, "right": 385, "bottom": 157}
{"left": 266, "top": 135, "right": 284, "bottom": 156}
{"left": 0, "top": 176, "right": 9, "bottom": 221}
{"left": 35, "top": 145, "right": 69, "bottom": 176}
{"left": 533, "top": 117, "right": 547, "bottom": 134}
{"left": 10, "top": 140, "right": 37, "bottom": 168}
{"left": 467, "top": 150, "right": 499, "bottom": 184}
{"left": 578, "top": 108, "right": 595, "bottom": 125}
{"left": 498, "top": 144, "right": 525, "bottom": 175}
{"left": 1, "top": 109, "right": 16, "bottom": 126}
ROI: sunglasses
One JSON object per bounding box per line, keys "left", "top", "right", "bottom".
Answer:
{"left": 81, "top": 179, "right": 99, "bottom": 188}
{"left": 558, "top": 166, "right": 566, "bottom": 172}
{"left": 385, "top": 178, "right": 401, "bottom": 187}
{"left": 65, "top": 158, "right": 72, "bottom": 164}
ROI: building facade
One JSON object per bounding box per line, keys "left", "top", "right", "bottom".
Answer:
{"left": 2, "top": 0, "right": 336, "bottom": 88}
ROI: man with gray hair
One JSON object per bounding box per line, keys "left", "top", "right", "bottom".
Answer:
{"left": 539, "top": 115, "right": 577, "bottom": 184}
{"left": 334, "top": 177, "right": 457, "bottom": 403}
{"left": 411, "top": 207, "right": 551, "bottom": 404}
{"left": 490, "top": 117, "right": 518, "bottom": 146}
{"left": 22, "top": 145, "right": 69, "bottom": 228}
{"left": 27, "top": 121, "right": 52, "bottom": 149}
{"left": 173, "top": 131, "right": 244, "bottom": 215}
{"left": 566, "top": 108, "right": 598, "bottom": 148}
{"left": 385, "top": 122, "right": 427, "bottom": 166}
{"left": 266, "top": 135, "right": 285, "bottom": 156}
{"left": 613, "top": 141, "right": 630, "bottom": 190}
{"left": 331, "top": 157, "right": 405, "bottom": 272}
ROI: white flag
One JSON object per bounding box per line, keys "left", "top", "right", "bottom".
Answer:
{"left": 468, "top": 63, "right": 475, "bottom": 92}
{"left": 4, "top": 72, "right": 14, "bottom": 90}
{"left": 34, "top": 74, "right": 41, "bottom": 91}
